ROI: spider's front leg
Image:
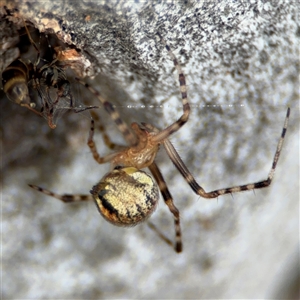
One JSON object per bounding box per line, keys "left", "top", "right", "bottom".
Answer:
{"left": 153, "top": 33, "right": 191, "bottom": 143}
{"left": 76, "top": 78, "right": 137, "bottom": 146}
{"left": 163, "top": 107, "right": 290, "bottom": 198}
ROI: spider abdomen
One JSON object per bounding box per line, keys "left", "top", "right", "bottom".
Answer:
{"left": 91, "top": 167, "right": 159, "bottom": 227}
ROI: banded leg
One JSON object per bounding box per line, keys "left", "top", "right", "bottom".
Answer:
{"left": 28, "top": 184, "right": 93, "bottom": 202}
{"left": 90, "top": 110, "right": 126, "bottom": 151}
{"left": 87, "top": 117, "right": 121, "bottom": 164}
{"left": 28, "top": 112, "right": 126, "bottom": 201}
{"left": 152, "top": 33, "right": 190, "bottom": 143}
{"left": 163, "top": 107, "right": 290, "bottom": 198}
{"left": 76, "top": 78, "right": 137, "bottom": 146}
{"left": 148, "top": 162, "right": 182, "bottom": 253}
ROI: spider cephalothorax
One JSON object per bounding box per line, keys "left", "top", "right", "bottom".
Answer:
{"left": 102, "top": 122, "right": 161, "bottom": 170}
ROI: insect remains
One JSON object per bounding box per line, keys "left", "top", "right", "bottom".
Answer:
{"left": 1, "top": 21, "right": 97, "bottom": 128}
{"left": 29, "top": 34, "right": 290, "bottom": 253}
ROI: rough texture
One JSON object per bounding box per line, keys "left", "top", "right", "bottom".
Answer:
{"left": 1, "top": 0, "right": 299, "bottom": 299}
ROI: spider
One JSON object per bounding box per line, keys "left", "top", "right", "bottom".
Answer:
{"left": 29, "top": 34, "right": 290, "bottom": 253}
{"left": 2, "top": 20, "right": 97, "bottom": 128}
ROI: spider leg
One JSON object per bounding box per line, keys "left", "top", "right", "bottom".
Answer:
{"left": 76, "top": 78, "right": 137, "bottom": 146}
{"left": 147, "top": 221, "right": 174, "bottom": 248}
{"left": 148, "top": 162, "right": 182, "bottom": 253}
{"left": 87, "top": 117, "right": 120, "bottom": 164}
{"left": 28, "top": 184, "right": 93, "bottom": 202}
{"left": 163, "top": 107, "right": 290, "bottom": 198}
{"left": 152, "top": 34, "right": 190, "bottom": 143}
{"left": 90, "top": 110, "right": 126, "bottom": 151}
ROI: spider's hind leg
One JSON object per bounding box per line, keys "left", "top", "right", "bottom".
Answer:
{"left": 147, "top": 221, "right": 174, "bottom": 248}
{"left": 162, "top": 107, "right": 290, "bottom": 199}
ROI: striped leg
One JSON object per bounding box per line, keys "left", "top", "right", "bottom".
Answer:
{"left": 76, "top": 78, "right": 137, "bottom": 146}
{"left": 90, "top": 110, "right": 126, "bottom": 151}
{"left": 28, "top": 184, "right": 93, "bottom": 202}
{"left": 148, "top": 162, "right": 182, "bottom": 253}
{"left": 162, "top": 107, "right": 290, "bottom": 198}
{"left": 87, "top": 117, "right": 121, "bottom": 164}
{"left": 28, "top": 112, "right": 126, "bottom": 202}
{"left": 152, "top": 33, "right": 190, "bottom": 143}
